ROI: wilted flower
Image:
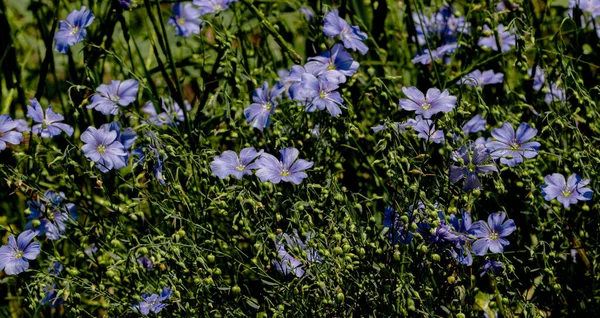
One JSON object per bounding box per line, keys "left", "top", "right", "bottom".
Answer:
{"left": 210, "top": 147, "right": 263, "bottom": 180}
{"left": 411, "top": 43, "right": 458, "bottom": 65}
{"left": 450, "top": 144, "right": 497, "bottom": 191}
{"left": 27, "top": 98, "right": 74, "bottom": 138}
{"left": 26, "top": 190, "right": 77, "bottom": 240}
{"left": 41, "top": 284, "right": 64, "bottom": 308}
{"left": 137, "top": 257, "right": 154, "bottom": 270}
{"left": 323, "top": 9, "right": 369, "bottom": 55}
{"left": 299, "top": 7, "right": 315, "bottom": 20}
{"left": 142, "top": 97, "right": 192, "bottom": 127}
{"left": 486, "top": 122, "right": 540, "bottom": 167}
{"left": 134, "top": 287, "right": 173, "bottom": 315}
{"left": 382, "top": 206, "right": 414, "bottom": 244}
{"left": 272, "top": 230, "right": 321, "bottom": 277}
{"left": 80, "top": 125, "right": 128, "bottom": 173}
{"left": 85, "top": 243, "right": 98, "bottom": 256}
{"left": 0, "top": 230, "right": 41, "bottom": 275}
{"left": 399, "top": 87, "right": 457, "bottom": 118}
{"left": 168, "top": 3, "right": 203, "bottom": 37}
{"left": 480, "top": 259, "right": 504, "bottom": 276}
{"left": 528, "top": 66, "right": 546, "bottom": 91}
{"left": 54, "top": 6, "right": 95, "bottom": 53}
{"left": 244, "top": 82, "right": 285, "bottom": 130}
{"left": 478, "top": 24, "right": 516, "bottom": 52}
{"left": 457, "top": 70, "right": 504, "bottom": 87}
{"left": 0, "top": 114, "right": 23, "bottom": 150}
{"left": 87, "top": 79, "right": 139, "bottom": 115}
{"left": 470, "top": 212, "right": 516, "bottom": 255}
{"left": 541, "top": 173, "right": 593, "bottom": 208}
{"left": 255, "top": 147, "right": 313, "bottom": 184}
{"left": 544, "top": 83, "right": 566, "bottom": 104}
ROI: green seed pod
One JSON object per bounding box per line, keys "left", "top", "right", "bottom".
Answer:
{"left": 231, "top": 285, "right": 241, "bottom": 294}
{"left": 336, "top": 292, "right": 345, "bottom": 302}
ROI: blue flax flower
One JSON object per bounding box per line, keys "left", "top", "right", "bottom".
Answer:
{"left": 304, "top": 44, "right": 359, "bottom": 83}
{"left": 85, "top": 244, "right": 98, "bottom": 256}
{"left": 41, "top": 284, "right": 64, "bottom": 308}
{"left": 450, "top": 144, "right": 497, "bottom": 191}
{"left": 137, "top": 257, "right": 154, "bottom": 269}
{"left": 299, "top": 7, "right": 315, "bottom": 20}
{"left": 481, "top": 259, "right": 504, "bottom": 277}
{"left": 457, "top": 70, "right": 504, "bottom": 87}
{"left": 486, "top": 122, "right": 540, "bottom": 167}
{"left": 88, "top": 79, "right": 139, "bottom": 115}
{"left": 210, "top": 147, "right": 263, "bottom": 180}
{"left": 81, "top": 125, "right": 128, "bottom": 173}
{"left": 151, "top": 147, "right": 167, "bottom": 185}
{"left": 323, "top": 9, "right": 369, "bottom": 55}
{"left": 470, "top": 212, "right": 516, "bottom": 255}
{"left": 411, "top": 43, "right": 458, "bottom": 65}
{"left": 541, "top": 173, "right": 593, "bottom": 208}
{"left": 544, "top": 83, "right": 566, "bottom": 104}
{"left": 26, "top": 190, "right": 77, "bottom": 240}
{"left": 449, "top": 211, "right": 474, "bottom": 266}
{"left": 478, "top": 24, "right": 516, "bottom": 52}
{"left": 27, "top": 98, "right": 74, "bottom": 138}
{"left": 134, "top": 287, "right": 173, "bottom": 315}
{"left": 255, "top": 147, "right": 313, "bottom": 184}
{"left": 142, "top": 97, "right": 192, "bottom": 127}
{"left": 273, "top": 230, "right": 321, "bottom": 277}
{"left": 412, "top": 5, "right": 469, "bottom": 46}
{"left": 295, "top": 74, "right": 344, "bottom": 117}
{"left": 0, "top": 230, "right": 40, "bottom": 275}
{"left": 54, "top": 6, "right": 95, "bottom": 53}
{"left": 528, "top": 66, "right": 546, "bottom": 91}
{"left": 382, "top": 206, "right": 414, "bottom": 244}
{"left": 244, "top": 82, "right": 285, "bottom": 130}
{"left": 168, "top": 3, "right": 203, "bottom": 37}
{"left": 193, "top": 0, "right": 236, "bottom": 15}
{"left": 462, "top": 114, "right": 486, "bottom": 135}
{"left": 412, "top": 116, "right": 445, "bottom": 144}
{"left": 0, "top": 114, "right": 23, "bottom": 151}
{"left": 399, "top": 87, "right": 456, "bottom": 118}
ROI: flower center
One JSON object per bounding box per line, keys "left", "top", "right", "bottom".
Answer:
{"left": 490, "top": 231, "right": 499, "bottom": 241}
{"left": 97, "top": 145, "right": 106, "bottom": 154}
{"left": 0, "top": 131, "right": 3, "bottom": 137}
{"left": 71, "top": 26, "right": 80, "bottom": 35}
{"left": 42, "top": 119, "right": 52, "bottom": 129}
{"left": 467, "top": 164, "right": 476, "bottom": 173}
{"left": 263, "top": 102, "right": 272, "bottom": 111}
{"left": 177, "top": 17, "right": 186, "bottom": 25}
{"left": 327, "top": 63, "right": 336, "bottom": 70}
{"left": 562, "top": 190, "right": 572, "bottom": 198}
{"left": 280, "top": 168, "right": 290, "bottom": 177}
{"left": 510, "top": 142, "right": 520, "bottom": 151}
{"left": 235, "top": 164, "right": 246, "bottom": 171}
{"left": 14, "top": 250, "right": 24, "bottom": 259}
{"left": 319, "top": 91, "right": 327, "bottom": 99}
{"left": 421, "top": 102, "right": 432, "bottom": 110}
{"left": 110, "top": 95, "right": 120, "bottom": 103}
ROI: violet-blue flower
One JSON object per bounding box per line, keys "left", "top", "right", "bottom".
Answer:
{"left": 544, "top": 83, "right": 566, "bottom": 104}
{"left": 134, "top": 287, "right": 173, "bottom": 315}
{"left": 54, "top": 6, "right": 95, "bottom": 53}
{"left": 462, "top": 114, "right": 487, "bottom": 135}
{"left": 541, "top": 173, "right": 593, "bottom": 208}
{"left": 193, "top": 0, "right": 235, "bottom": 15}
{"left": 142, "top": 97, "right": 192, "bottom": 127}
{"left": 27, "top": 98, "right": 74, "bottom": 138}
{"left": 255, "top": 147, "right": 313, "bottom": 184}
{"left": 243, "top": 82, "right": 285, "bottom": 130}
{"left": 478, "top": 24, "right": 516, "bottom": 52}
{"left": 323, "top": 9, "right": 369, "bottom": 55}
{"left": 80, "top": 125, "right": 128, "bottom": 173}
{"left": 87, "top": 79, "right": 139, "bottom": 115}
{"left": 528, "top": 66, "right": 546, "bottom": 91}
{"left": 137, "top": 257, "right": 154, "bottom": 270}
{"left": 411, "top": 43, "right": 458, "bottom": 65}
{"left": 0, "top": 230, "right": 40, "bottom": 275}
{"left": 486, "top": 122, "right": 540, "bottom": 167}
{"left": 26, "top": 190, "right": 77, "bottom": 240}
{"left": 457, "top": 70, "right": 504, "bottom": 87}
{"left": 412, "top": 116, "right": 445, "bottom": 144}
{"left": 399, "top": 87, "right": 457, "bottom": 118}
{"left": 305, "top": 44, "right": 359, "bottom": 83}
{"left": 450, "top": 144, "right": 497, "bottom": 191}
{"left": 168, "top": 3, "right": 203, "bottom": 37}
{"left": 0, "top": 114, "right": 23, "bottom": 151}
{"left": 210, "top": 147, "right": 263, "bottom": 180}
{"left": 481, "top": 259, "right": 504, "bottom": 277}
{"left": 273, "top": 230, "right": 321, "bottom": 277}
{"left": 295, "top": 74, "right": 344, "bottom": 117}
{"left": 470, "top": 212, "right": 516, "bottom": 255}
{"left": 382, "top": 206, "right": 414, "bottom": 244}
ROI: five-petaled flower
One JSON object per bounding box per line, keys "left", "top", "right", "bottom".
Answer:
{"left": 295, "top": 74, "right": 345, "bottom": 117}
{"left": 399, "top": 87, "right": 457, "bottom": 118}
{"left": 486, "top": 122, "right": 540, "bottom": 167}
{"left": 478, "top": 24, "right": 516, "bottom": 52}
{"left": 27, "top": 98, "right": 74, "bottom": 138}
{"left": 0, "top": 114, "right": 23, "bottom": 151}
{"left": 80, "top": 125, "right": 128, "bottom": 173}
{"left": 168, "top": 3, "right": 203, "bottom": 37}
{"left": 134, "top": 287, "right": 173, "bottom": 316}
{"left": 54, "top": 6, "right": 95, "bottom": 54}
{"left": 255, "top": 147, "right": 313, "bottom": 184}
{"left": 88, "top": 79, "right": 139, "bottom": 115}
{"left": 0, "top": 230, "right": 41, "bottom": 275}
{"left": 243, "top": 82, "right": 285, "bottom": 130}
{"left": 541, "top": 173, "right": 593, "bottom": 208}
{"left": 304, "top": 44, "right": 359, "bottom": 84}
{"left": 450, "top": 144, "right": 497, "bottom": 191}
{"left": 210, "top": 147, "right": 263, "bottom": 180}
{"left": 457, "top": 69, "right": 504, "bottom": 87}
{"left": 470, "top": 212, "right": 516, "bottom": 255}
{"left": 193, "top": 0, "right": 236, "bottom": 15}
{"left": 323, "top": 9, "right": 369, "bottom": 55}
